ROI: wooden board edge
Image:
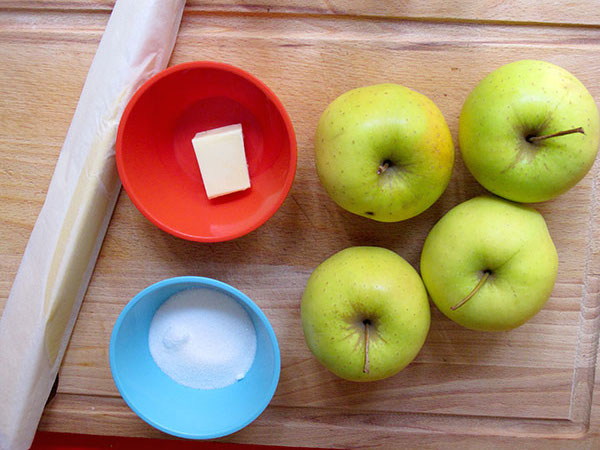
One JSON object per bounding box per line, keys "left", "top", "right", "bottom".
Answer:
{"left": 569, "top": 158, "right": 600, "bottom": 430}
{"left": 1, "top": 1, "right": 600, "bottom": 27}
{"left": 39, "top": 393, "right": 594, "bottom": 445}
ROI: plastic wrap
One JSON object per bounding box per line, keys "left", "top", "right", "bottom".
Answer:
{"left": 0, "top": 1, "right": 185, "bottom": 448}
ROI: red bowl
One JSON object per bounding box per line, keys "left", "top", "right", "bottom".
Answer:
{"left": 116, "top": 61, "right": 297, "bottom": 242}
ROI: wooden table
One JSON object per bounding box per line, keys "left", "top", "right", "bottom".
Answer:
{"left": 1, "top": 1, "right": 600, "bottom": 448}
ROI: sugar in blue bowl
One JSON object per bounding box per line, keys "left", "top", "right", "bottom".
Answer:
{"left": 109, "top": 276, "right": 281, "bottom": 439}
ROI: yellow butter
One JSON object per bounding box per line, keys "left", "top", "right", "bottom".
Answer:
{"left": 192, "top": 124, "right": 251, "bottom": 199}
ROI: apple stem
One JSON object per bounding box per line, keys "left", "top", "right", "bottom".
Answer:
{"left": 363, "top": 321, "right": 370, "bottom": 374}
{"left": 377, "top": 162, "right": 390, "bottom": 175}
{"left": 527, "top": 127, "right": 584, "bottom": 143}
{"left": 450, "top": 271, "right": 491, "bottom": 311}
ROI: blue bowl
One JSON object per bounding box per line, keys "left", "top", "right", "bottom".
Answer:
{"left": 109, "top": 276, "right": 281, "bottom": 439}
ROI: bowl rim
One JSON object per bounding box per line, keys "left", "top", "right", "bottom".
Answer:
{"left": 115, "top": 60, "right": 298, "bottom": 242}
{"left": 109, "top": 276, "right": 281, "bottom": 440}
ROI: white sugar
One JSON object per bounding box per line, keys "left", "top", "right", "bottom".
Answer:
{"left": 148, "top": 288, "right": 257, "bottom": 389}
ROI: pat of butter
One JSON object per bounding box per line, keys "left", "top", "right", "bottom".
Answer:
{"left": 192, "top": 124, "right": 251, "bottom": 199}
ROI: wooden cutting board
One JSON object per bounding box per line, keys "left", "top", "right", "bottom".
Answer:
{"left": 1, "top": 1, "right": 599, "bottom": 448}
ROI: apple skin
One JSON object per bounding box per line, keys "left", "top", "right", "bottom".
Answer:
{"left": 301, "top": 246, "right": 430, "bottom": 381}
{"left": 420, "top": 195, "right": 558, "bottom": 332}
{"left": 459, "top": 60, "right": 600, "bottom": 203}
{"left": 315, "top": 83, "right": 454, "bottom": 222}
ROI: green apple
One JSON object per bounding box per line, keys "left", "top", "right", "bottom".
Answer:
{"left": 315, "top": 83, "right": 454, "bottom": 222}
{"left": 300, "top": 246, "right": 430, "bottom": 381}
{"left": 459, "top": 60, "right": 600, "bottom": 203}
{"left": 420, "top": 195, "right": 558, "bottom": 331}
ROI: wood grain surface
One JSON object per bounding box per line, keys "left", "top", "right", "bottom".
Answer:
{"left": 2, "top": 0, "right": 600, "bottom": 26}
{"left": 1, "top": 2, "right": 599, "bottom": 448}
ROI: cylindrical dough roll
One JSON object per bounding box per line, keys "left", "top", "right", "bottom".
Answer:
{"left": 0, "top": 2, "right": 185, "bottom": 449}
